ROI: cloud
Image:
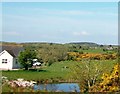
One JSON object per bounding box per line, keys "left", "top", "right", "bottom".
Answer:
{"left": 52, "top": 10, "right": 117, "bottom": 17}
{"left": 37, "top": 8, "right": 115, "bottom": 17}
{"left": 29, "top": 8, "right": 117, "bottom": 17}
{"left": 96, "top": 12, "right": 117, "bottom": 17}
{"left": 4, "top": 31, "right": 21, "bottom": 36}
{"left": 73, "top": 31, "right": 89, "bottom": 36}
{"left": 50, "top": 10, "right": 94, "bottom": 16}
{"left": 2, "top": 0, "right": 119, "bottom": 2}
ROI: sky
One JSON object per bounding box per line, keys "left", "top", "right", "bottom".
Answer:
{"left": 2, "top": 2, "right": 118, "bottom": 45}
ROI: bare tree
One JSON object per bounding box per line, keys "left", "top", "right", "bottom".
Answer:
{"left": 69, "top": 59, "right": 104, "bottom": 92}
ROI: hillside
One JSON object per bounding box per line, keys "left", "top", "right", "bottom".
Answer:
{"left": 68, "top": 42, "right": 99, "bottom": 47}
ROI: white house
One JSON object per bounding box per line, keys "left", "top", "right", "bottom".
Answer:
{"left": 0, "top": 46, "right": 23, "bottom": 70}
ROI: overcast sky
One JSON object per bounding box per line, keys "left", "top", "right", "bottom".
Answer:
{"left": 2, "top": 2, "right": 118, "bottom": 44}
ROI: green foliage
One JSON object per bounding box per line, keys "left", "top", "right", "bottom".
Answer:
{"left": 23, "top": 43, "right": 69, "bottom": 65}
{"left": 18, "top": 47, "right": 37, "bottom": 70}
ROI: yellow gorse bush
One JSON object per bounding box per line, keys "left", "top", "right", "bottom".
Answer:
{"left": 67, "top": 52, "right": 117, "bottom": 60}
{"left": 90, "top": 63, "right": 120, "bottom": 92}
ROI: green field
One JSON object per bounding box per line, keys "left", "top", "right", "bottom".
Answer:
{"left": 78, "top": 48, "right": 115, "bottom": 54}
{"left": 2, "top": 60, "right": 117, "bottom": 81}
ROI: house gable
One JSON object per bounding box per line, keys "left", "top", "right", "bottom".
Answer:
{"left": 0, "top": 50, "right": 13, "bottom": 70}
{"left": 1, "top": 45, "right": 23, "bottom": 57}
{"left": 0, "top": 50, "right": 14, "bottom": 57}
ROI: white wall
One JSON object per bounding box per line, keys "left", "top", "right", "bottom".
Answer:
{"left": 0, "top": 50, "right": 13, "bottom": 70}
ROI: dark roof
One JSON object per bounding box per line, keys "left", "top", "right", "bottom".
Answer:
{"left": 0, "top": 45, "right": 23, "bottom": 57}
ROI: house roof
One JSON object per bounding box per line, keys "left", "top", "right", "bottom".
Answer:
{"left": 0, "top": 45, "right": 23, "bottom": 57}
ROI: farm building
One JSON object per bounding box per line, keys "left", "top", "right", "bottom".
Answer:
{"left": 0, "top": 45, "right": 23, "bottom": 70}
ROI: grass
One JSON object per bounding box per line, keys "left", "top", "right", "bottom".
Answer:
{"left": 78, "top": 48, "right": 115, "bottom": 54}
{"left": 2, "top": 61, "right": 77, "bottom": 81}
{"left": 2, "top": 59, "right": 117, "bottom": 92}
{"left": 2, "top": 60, "right": 117, "bottom": 81}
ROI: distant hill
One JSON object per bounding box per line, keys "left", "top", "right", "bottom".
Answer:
{"left": 1, "top": 41, "right": 117, "bottom": 47}
{"left": 0, "top": 42, "right": 23, "bottom": 47}
{"left": 0, "top": 41, "right": 99, "bottom": 46}
{"left": 68, "top": 42, "right": 99, "bottom": 47}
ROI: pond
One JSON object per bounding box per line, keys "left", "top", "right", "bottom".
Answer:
{"left": 34, "top": 83, "right": 80, "bottom": 92}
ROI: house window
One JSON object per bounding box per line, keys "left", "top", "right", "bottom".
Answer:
{"left": 2, "top": 59, "right": 7, "bottom": 63}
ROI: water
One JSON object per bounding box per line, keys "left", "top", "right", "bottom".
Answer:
{"left": 33, "top": 83, "right": 80, "bottom": 92}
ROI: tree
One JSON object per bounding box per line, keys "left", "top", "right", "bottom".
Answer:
{"left": 69, "top": 60, "right": 105, "bottom": 92}
{"left": 18, "top": 48, "right": 37, "bottom": 70}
